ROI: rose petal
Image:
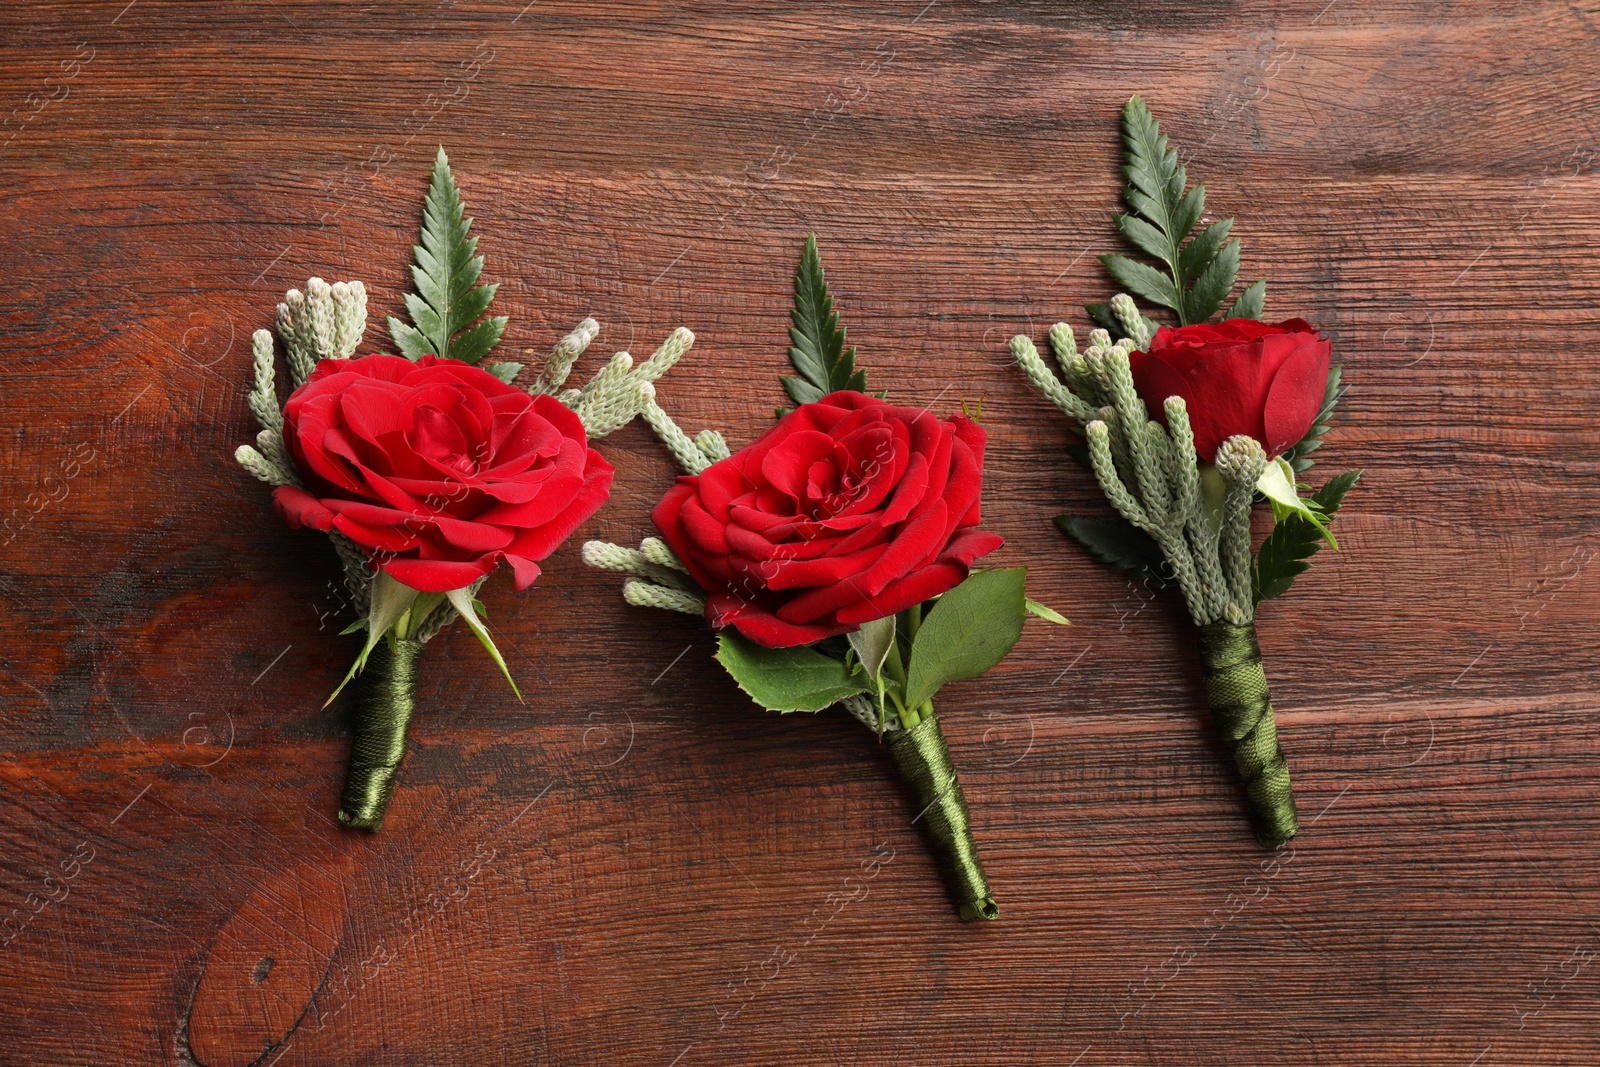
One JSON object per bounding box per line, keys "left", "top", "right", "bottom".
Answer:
{"left": 1261, "top": 335, "right": 1332, "bottom": 457}
{"left": 380, "top": 555, "right": 496, "bottom": 594}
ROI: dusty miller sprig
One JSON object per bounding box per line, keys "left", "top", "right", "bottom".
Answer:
{"left": 1012, "top": 293, "right": 1259, "bottom": 626}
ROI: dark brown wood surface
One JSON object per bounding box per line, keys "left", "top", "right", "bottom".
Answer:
{"left": 1, "top": 1, "right": 1597, "bottom": 1063}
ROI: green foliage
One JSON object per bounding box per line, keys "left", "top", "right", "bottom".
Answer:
{"left": 326, "top": 572, "right": 422, "bottom": 706}
{"left": 1053, "top": 515, "right": 1171, "bottom": 588}
{"left": 1282, "top": 364, "right": 1343, "bottom": 474}
{"left": 1100, "top": 96, "right": 1265, "bottom": 326}
{"left": 445, "top": 587, "right": 522, "bottom": 701}
{"left": 1227, "top": 279, "right": 1266, "bottom": 321}
{"left": 387, "top": 147, "right": 507, "bottom": 364}
{"left": 483, "top": 361, "right": 523, "bottom": 385}
{"left": 715, "top": 631, "right": 870, "bottom": 712}
{"left": 1025, "top": 598, "right": 1070, "bottom": 625}
{"left": 1253, "top": 469, "right": 1363, "bottom": 603}
{"left": 781, "top": 234, "right": 867, "bottom": 406}
{"left": 903, "top": 568, "right": 1028, "bottom": 711}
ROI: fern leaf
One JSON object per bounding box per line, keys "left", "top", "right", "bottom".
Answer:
{"left": 781, "top": 234, "right": 866, "bottom": 404}
{"left": 385, "top": 147, "right": 506, "bottom": 364}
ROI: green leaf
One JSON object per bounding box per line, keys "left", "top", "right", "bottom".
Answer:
{"left": 847, "top": 615, "right": 896, "bottom": 685}
{"left": 1184, "top": 238, "right": 1240, "bottom": 324}
{"left": 445, "top": 587, "right": 522, "bottom": 702}
{"left": 1253, "top": 469, "right": 1361, "bottom": 603}
{"left": 1282, "top": 363, "right": 1343, "bottom": 474}
{"left": 1227, "top": 279, "right": 1266, "bottom": 321}
{"left": 1083, "top": 303, "right": 1120, "bottom": 337}
{"left": 1025, "top": 598, "right": 1070, "bottom": 625}
{"left": 781, "top": 234, "right": 867, "bottom": 405}
{"left": 1256, "top": 456, "right": 1335, "bottom": 548}
{"left": 715, "top": 631, "right": 870, "bottom": 712}
{"left": 326, "top": 571, "right": 421, "bottom": 706}
{"left": 1177, "top": 219, "right": 1233, "bottom": 282}
{"left": 846, "top": 615, "right": 897, "bottom": 726}
{"left": 1108, "top": 95, "right": 1253, "bottom": 326}
{"left": 1053, "top": 515, "right": 1171, "bottom": 588}
{"left": 1100, "top": 254, "right": 1180, "bottom": 313}
{"left": 903, "top": 568, "right": 1027, "bottom": 710}
{"left": 483, "top": 361, "right": 524, "bottom": 385}
{"left": 385, "top": 147, "right": 506, "bottom": 365}
{"left": 1114, "top": 214, "right": 1172, "bottom": 262}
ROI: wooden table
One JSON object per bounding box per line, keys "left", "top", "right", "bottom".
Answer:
{"left": 2, "top": 2, "right": 1597, "bottom": 1063}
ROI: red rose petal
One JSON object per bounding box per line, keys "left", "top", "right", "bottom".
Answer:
{"left": 1261, "top": 334, "right": 1332, "bottom": 458}
{"left": 502, "top": 450, "right": 615, "bottom": 562}
{"left": 272, "top": 486, "right": 337, "bottom": 532}
{"left": 501, "top": 554, "right": 543, "bottom": 591}
{"left": 834, "top": 560, "right": 967, "bottom": 626}
{"left": 380, "top": 555, "right": 496, "bottom": 594}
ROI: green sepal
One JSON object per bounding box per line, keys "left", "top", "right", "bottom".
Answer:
{"left": 1053, "top": 514, "right": 1171, "bottom": 588}
{"left": 1253, "top": 469, "right": 1362, "bottom": 603}
{"left": 846, "top": 615, "right": 896, "bottom": 726}
{"left": 715, "top": 631, "right": 870, "bottom": 713}
{"left": 1025, "top": 598, "right": 1070, "bottom": 625}
{"left": 903, "top": 568, "right": 1027, "bottom": 711}
{"left": 781, "top": 234, "right": 867, "bottom": 406}
{"left": 385, "top": 146, "right": 506, "bottom": 365}
{"left": 326, "top": 571, "right": 422, "bottom": 707}
{"left": 444, "top": 586, "right": 521, "bottom": 702}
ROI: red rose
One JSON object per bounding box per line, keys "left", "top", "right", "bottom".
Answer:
{"left": 272, "top": 354, "right": 613, "bottom": 593}
{"left": 1128, "top": 317, "right": 1331, "bottom": 462}
{"left": 652, "top": 391, "right": 1004, "bottom": 648}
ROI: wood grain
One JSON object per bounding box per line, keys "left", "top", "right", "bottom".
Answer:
{"left": 1, "top": 1, "right": 1598, "bottom": 1063}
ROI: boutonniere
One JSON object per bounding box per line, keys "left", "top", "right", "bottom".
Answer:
{"left": 1011, "top": 98, "right": 1361, "bottom": 847}
{"left": 234, "top": 149, "right": 693, "bottom": 829}
{"left": 585, "top": 237, "right": 1065, "bottom": 920}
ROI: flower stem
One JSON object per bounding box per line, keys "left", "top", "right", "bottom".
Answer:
{"left": 1196, "top": 621, "right": 1298, "bottom": 847}
{"left": 885, "top": 711, "right": 998, "bottom": 921}
{"left": 337, "top": 638, "right": 425, "bottom": 831}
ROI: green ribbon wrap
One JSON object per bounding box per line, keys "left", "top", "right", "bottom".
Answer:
{"left": 886, "top": 713, "right": 998, "bottom": 921}
{"left": 1196, "top": 621, "right": 1297, "bottom": 848}
{"left": 337, "top": 638, "right": 424, "bottom": 831}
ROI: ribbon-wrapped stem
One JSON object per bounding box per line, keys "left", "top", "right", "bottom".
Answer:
{"left": 1196, "top": 621, "right": 1297, "bottom": 847}
{"left": 338, "top": 638, "right": 424, "bottom": 830}
{"left": 886, "top": 713, "right": 997, "bottom": 921}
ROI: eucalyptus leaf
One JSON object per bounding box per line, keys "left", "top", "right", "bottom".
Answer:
{"left": 715, "top": 631, "right": 870, "bottom": 713}
{"left": 903, "top": 568, "right": 1027, "bottom": 711}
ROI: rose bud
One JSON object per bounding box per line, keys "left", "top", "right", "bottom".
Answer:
{"left": 1128, "top": 318, "right": 1332, "bottom": 462}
